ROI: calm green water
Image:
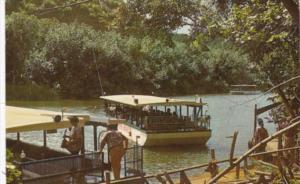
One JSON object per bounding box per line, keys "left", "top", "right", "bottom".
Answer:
{"left": 6, "top": 94, "right": 275, "bottom": 174}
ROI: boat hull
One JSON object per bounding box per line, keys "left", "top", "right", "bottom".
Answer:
{"left": 118, "top": 123, "right": 211, "bottom": 146}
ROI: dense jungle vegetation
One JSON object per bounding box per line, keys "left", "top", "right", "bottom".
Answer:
{"left": 6, "top": 0, "right": 299, "bottom": 99}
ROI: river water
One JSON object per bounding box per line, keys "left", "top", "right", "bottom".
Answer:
{"left": 6, "top": 94, "right": 275, "bottom": 174}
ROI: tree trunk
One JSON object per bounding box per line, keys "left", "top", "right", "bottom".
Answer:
{"left": 280, "top": 0, "right": 299, "bottom": 25}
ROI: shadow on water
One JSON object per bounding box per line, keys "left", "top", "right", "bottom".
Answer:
{"left": 145, "top": 144, "right": 209, "bottom": 154}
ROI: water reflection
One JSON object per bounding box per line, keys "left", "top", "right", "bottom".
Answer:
{"left": 143, "top": 145, "right": 209, "bottom": 174}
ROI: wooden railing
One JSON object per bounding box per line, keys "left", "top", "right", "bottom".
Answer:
{"left": 102, "top": 116, "right": 300, "bottom": 184}
{"left": 103, "top": 158, "right": 233, "bottom": 184}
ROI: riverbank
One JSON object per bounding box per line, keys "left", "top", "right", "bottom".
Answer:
{"left": 7, "top": 81, "right": 268, "bottom": 101}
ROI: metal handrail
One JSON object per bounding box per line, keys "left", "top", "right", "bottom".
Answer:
{"left": 16, "top": 151, "right": 102, "bottom": 165}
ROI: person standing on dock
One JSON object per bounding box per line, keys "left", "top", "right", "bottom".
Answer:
{"left": 99, "top": 123, "right": 128, "bottom": 179}
{"left": 254, "top": 118, "right": 269, "bottom": 153}
{"left": 61, "top": 116, "right": 83, "bottom": 155}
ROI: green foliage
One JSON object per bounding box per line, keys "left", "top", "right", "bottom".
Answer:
{"left": 5, "top": 2, "right": 258, "bottom": 99}
{"left": 6, "top": 149, "right": 21, "bottom": 184}
{"left": 6, "top": 12, "right": 56, "bottom": 84}
{"left": 220, "top": 0, "right": 299, "bottom": 85}
{"left": 201, "top": 40, "right": 253, "bottom": 89}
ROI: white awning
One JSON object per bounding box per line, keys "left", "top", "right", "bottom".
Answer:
{"left": 6, "top": 106, "right": 90, "bottom": 133}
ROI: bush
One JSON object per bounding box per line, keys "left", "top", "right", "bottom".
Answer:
{"left": 6, "top": 149, "right": 21, "bottom": 184}
{"left": 6, "top": 83, "right": 59, "bottom": 101}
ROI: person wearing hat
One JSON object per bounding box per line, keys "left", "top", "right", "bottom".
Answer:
{"left": 61, "top": 116, "right": 83, "bottom": 155}
{"left": 254, "top": 118, "right": 269, "bottom": 154}
{"left": 99, "top": 123, "right": 128, "bottom": 179}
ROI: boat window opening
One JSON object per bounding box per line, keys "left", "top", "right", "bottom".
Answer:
{"left": 138, "top": 105, "right": 209, "bottom": 131}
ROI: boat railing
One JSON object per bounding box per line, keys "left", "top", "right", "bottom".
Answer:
{"left": 14, "top": 146, "right": 144, "bottom": 183}
{"left": 142, "top": 115, "right": 210, "bottom": 132}
{"left": 15, "top": 151, "right": 105, "bottom": 184}
{"left": 123, "top": 145, "right": 143, "bottom": 178}
{"left": 195, "top": 115, "right": 211, "bottom": 129}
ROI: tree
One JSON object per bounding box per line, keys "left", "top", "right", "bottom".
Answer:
{"left": 279, "top": 0, "right": 299, "bottom": 24}
{"left": 6, "top": 12, "right": 54, "bottom": 84}
{"left": 6, "top": 0, "right": 124, "bottom": 31}
{"left": 220, "top": 0, "right": 299, "bottom": 85}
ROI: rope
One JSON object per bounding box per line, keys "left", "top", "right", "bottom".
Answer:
{"left": 92, "top": 48, "right": 105, "bottom": 96}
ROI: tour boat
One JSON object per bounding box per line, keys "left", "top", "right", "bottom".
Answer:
{"left": 100, "top": 95, "right": 212, "bottom": 146}
{"left": 229, "top": 85, "right": 261, "bottom": 95}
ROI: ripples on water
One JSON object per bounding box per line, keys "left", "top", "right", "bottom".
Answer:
{"left": 7, "top": 94, "right": 275, "bottom": 174}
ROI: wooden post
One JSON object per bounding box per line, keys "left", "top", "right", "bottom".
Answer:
{"left": 211, "top": 149, "right": 216, "bottom": 160}
{"left": 43, "top": 130, "right": 47, "bottom": 147}
{"left": 278, "top": 133, "right": 283, "bottom": 158}
{"left": 139, "top": 174, "right": 149, "bottom": 184}
{"left": 164, "top": 172, "right": 174, "bottom": 184}
{"left": 243, "top": 157, "right": 248, "bottom": 175}
{"left": 229, "top": 131, "right": 238, "bottom": 166}
{"left": 207, "top": 149, "right": 218, "bottom": 178}
{"left": 93, "top": 125, "right": 97, "bottom": 151}
{"left": 253, "top": 104, "right": 257, "bottom": 138}
{"left": 278, "top": 157, "right": 290, "bottom": 183}
{"left": 156, "top": 175, "right": 166, "bottom": 184}
{"left": 81, "top": 127, "right": 85, "bottom": 154}
{"left": 180, "top": 171, "right": 191, "bottom": 184}
{"left": 236, "top": 163, "right": 240, "bottom": 179}
{"left": 105, "top": 171, "right": 110, "bottom": 184}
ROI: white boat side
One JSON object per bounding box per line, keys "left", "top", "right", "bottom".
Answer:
{"left": 118, "top": 122, "right": 211, "bottom": 146}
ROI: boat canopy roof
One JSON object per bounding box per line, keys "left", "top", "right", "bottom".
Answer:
{"left": 6, "top": 106, "right": 89, "bottom": 133}
{"left": 100, "top": 95, "right": 207, "bottom": 107}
